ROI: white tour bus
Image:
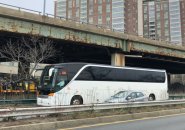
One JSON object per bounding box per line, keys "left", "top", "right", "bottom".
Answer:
{"left": 37, "top": 63, "right": 168, "bottom": 106}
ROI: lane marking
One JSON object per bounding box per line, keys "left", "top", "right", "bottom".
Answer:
{"left": 58, "top": 112, "right": 185, "bottom": 130}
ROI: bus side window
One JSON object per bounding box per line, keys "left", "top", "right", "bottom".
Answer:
{"left": 76, "top": 69, "right": 94, "bottom": 80}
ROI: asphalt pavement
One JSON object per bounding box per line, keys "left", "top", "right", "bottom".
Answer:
{"left": 61, "top": 114, "right": 185, "bottom": 130}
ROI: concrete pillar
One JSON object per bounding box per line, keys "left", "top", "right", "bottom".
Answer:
{"left": 111, "top": 53, "right": 125, "bottom": 67}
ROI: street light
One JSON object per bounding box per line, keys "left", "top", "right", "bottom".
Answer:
{"left": 43, "top": 0, "right": 46, "bottom": 15}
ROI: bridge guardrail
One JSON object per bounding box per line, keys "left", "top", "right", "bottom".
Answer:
{"left": 1, "top": 99, "right": 185, "bottom": 119}
{"left": 0, "top": 3, "right": 42, "bottom": 14}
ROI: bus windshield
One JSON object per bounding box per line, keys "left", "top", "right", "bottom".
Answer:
{"left": 41, "top": 66, "right": 68, "bottom": 93}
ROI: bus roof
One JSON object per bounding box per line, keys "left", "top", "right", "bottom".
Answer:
{"left": 50, "top": 62, "right": 166, "bottom": 72}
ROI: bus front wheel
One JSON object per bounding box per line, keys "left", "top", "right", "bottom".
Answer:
{"left": 149, "top": 94, "right": 155, "bottom": 101}
{"left": 70, "top": 96, "right": 83, "bottom": 105}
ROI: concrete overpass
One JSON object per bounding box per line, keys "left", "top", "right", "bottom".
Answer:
{"left": 0, "top": 6, "right": 185, "bottom": 73}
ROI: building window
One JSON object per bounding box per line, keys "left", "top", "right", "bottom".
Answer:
{"left": 98, "top": 5, "right": 102, "bottom": 14}
{"left": 89, "top": 17, "right": 93, "bottom": 24}
{"left": 68, "top": 10, "right": 72, "bottom": 18}
{"left": 156, "top": 4, "right": 160, "bottom": 11}
{"left": 106, "top": 0, "right": 111, "bottom": 3}
{"left": 98, "top": 15, "right": 102, "bottom": 24}
{"left": 68, "top": 0, "right": 72, "bottom": 8}
{"left": 106, "top": 4, "right": 110, "bottom": 13}
{"left": 98, "top": 0, "right": 102, "bottom": 4}
{"left": 157, "top": 13, "right": 160, "bottom": 19}
{"left": 163, "top": 4, "right": 168, "bottom": 11}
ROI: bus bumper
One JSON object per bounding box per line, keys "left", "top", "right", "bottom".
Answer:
{"left": 37, "top": 95, "right": 55, "bottom": 106}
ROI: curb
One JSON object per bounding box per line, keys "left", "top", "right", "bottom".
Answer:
{"left": 1, "top": 108, "right": 185, "bottom": 130}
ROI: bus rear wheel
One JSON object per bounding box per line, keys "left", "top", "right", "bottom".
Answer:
{"left": 149, "top": 94, "right": 155, "bottom": 101}
{"left": 71, "top": 96, "right": 83, "bottom": 105}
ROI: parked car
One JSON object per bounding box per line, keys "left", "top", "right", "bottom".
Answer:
{"left": 104, "top": 91, "right": 148, "bottom": 103}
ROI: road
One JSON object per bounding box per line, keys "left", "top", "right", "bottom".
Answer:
{"left": 60, "top": 114, "right": 185, "bottom": 130}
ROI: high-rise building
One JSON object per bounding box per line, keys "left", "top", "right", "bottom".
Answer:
{"left": 55, "top": 0, "right": 112, "bottom": 28}
{"left": 111, "top": 0, "right": 124, "bottom": 32}
{"left": 143, "top": 0, "right": 185, "bottom": 45}
{"left": 169, "top": 0, "right": 182, "bottom": 44}
{"left": 143, "top": 1, "right": 156, "bottom": 40}
{"left": 55, "top": 0, "right": 143, "bottom": 36}
{"left": 180, "top": 0, "right": 185, "bottom": 44}
{"left": 125, "top": 0, "right": 143, "bottom": 36}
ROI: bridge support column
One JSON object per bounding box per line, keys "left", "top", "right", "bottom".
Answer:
{"left": 111, "top": 53, "right": 125, "bottom": 67}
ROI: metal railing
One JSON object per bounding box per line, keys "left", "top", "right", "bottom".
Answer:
{"left": 45, "top": 13, "right": 113, "bottom": 31}
{"left": 0, "top": 2, "right": 41, "bottom": 15}
{"left": 1, "top": 99, "right": 185, "bottom": 120}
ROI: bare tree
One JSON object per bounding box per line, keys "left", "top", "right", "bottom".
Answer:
{"left": 22, "top": 36, "right": 56, "bottom": 77}
{"left": 0, "top": 36, "right": 56, "bottom": 80}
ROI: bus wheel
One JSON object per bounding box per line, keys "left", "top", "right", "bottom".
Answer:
{"left": 149, "top": 94, "right": 155, "bottom": 101}
{"left": 71, "top": 96, "right": 83, "bottom": 105}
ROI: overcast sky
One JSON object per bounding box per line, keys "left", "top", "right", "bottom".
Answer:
{"left": 0, "top": 0, "right": 54, "bottom": 14}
